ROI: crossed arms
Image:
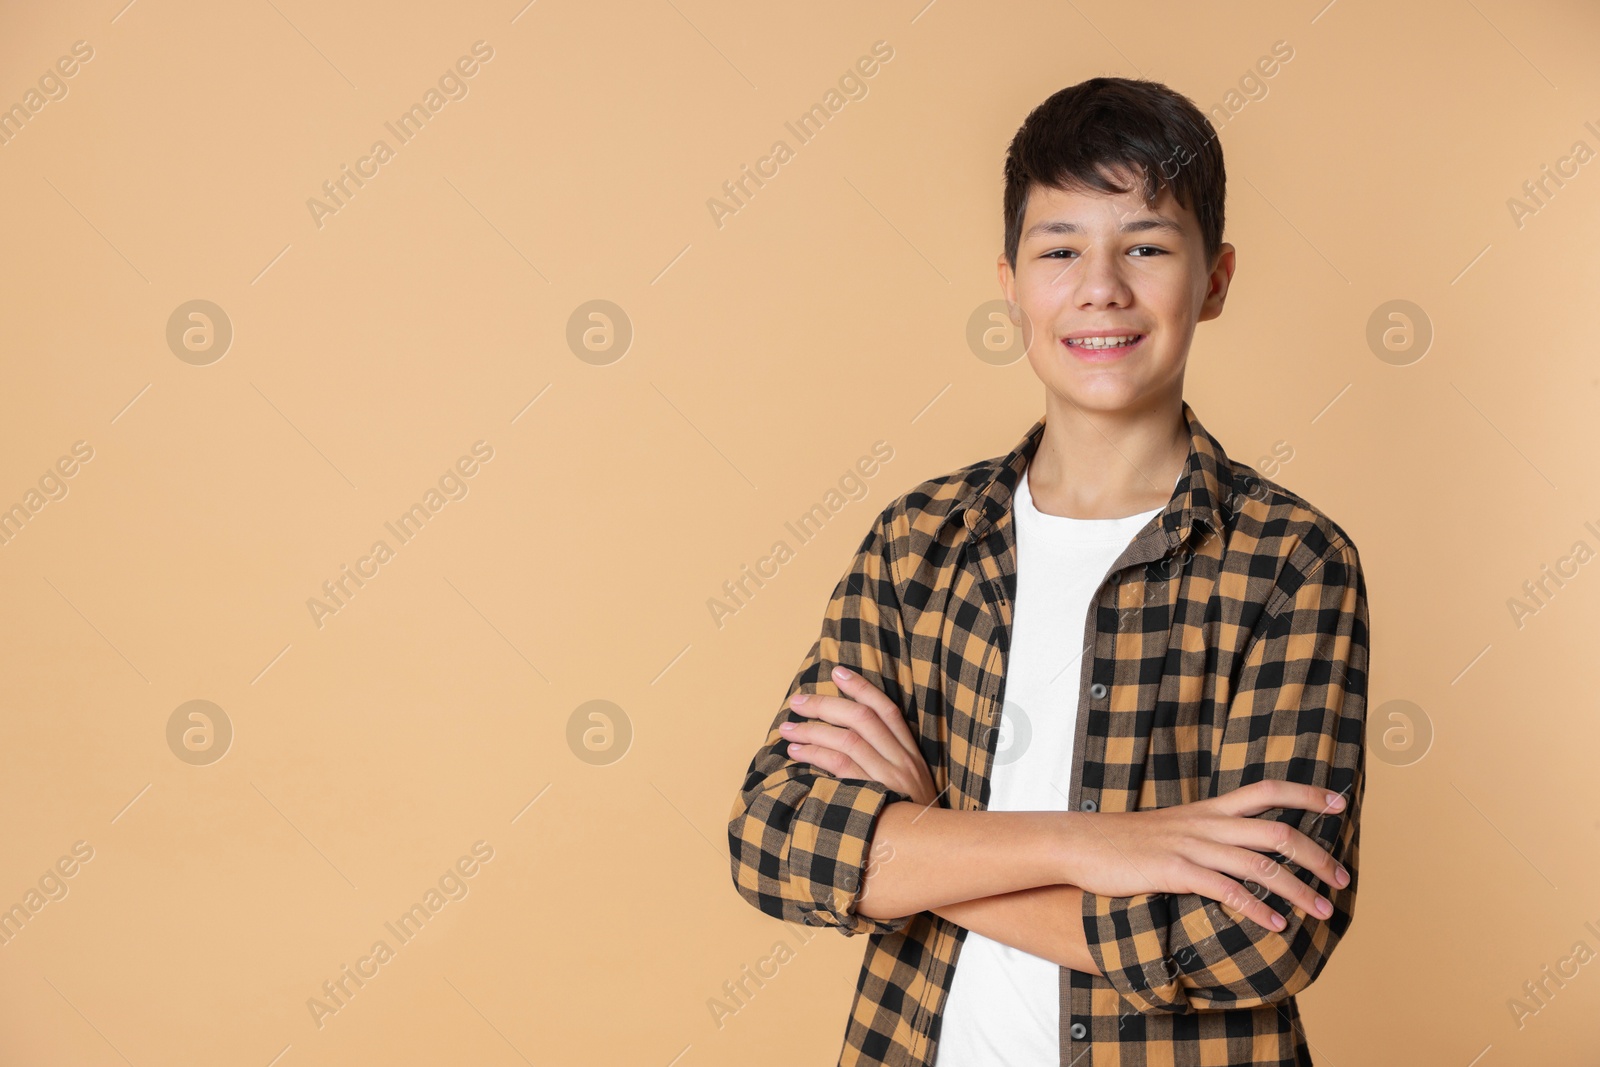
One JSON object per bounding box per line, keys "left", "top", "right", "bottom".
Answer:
{"left": 726, "top": 506, "right": 1370, "bottom": 1014}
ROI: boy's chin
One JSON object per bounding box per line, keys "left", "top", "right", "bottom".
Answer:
{"left": 1041, "top": 379, "right": 1166, "bottom": 416}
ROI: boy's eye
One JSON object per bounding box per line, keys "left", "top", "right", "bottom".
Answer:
{"left": 1128, "top": 245, "right": 1167, "bottom": 256}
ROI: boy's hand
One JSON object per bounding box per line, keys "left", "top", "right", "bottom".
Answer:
{"left": 779, "top": 666, "right": 939, "bottom": 808}
{"left": 1063, "top": 782, "right": 1352, "bottom": 932}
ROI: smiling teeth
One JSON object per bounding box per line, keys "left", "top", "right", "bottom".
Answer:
{"left": 1072, "top": 335, "right": 1140, "bottom": 348}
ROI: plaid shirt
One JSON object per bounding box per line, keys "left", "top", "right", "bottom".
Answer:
{"left": 726, "top": 400, "right": 1371, "bottom": 1067}
{"left": 732, "top": 403, "right": 1369, "bottom": 1067}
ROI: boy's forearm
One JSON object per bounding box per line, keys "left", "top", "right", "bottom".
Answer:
{"left": 932, "top": 884, "right": 1102, "bottom": 974}
{"left": 854, "top": 800, "right": 1069, "bottom": 920}
{"left": 856, "top": 801, "right": 1102, "bottom": 972}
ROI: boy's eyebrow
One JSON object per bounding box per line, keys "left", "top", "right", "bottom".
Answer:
{"left": 1024, "top": 216, "right": 1186, "bottom": 240}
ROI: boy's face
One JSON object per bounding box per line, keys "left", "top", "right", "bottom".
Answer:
{"left": 997, "top": 169, "right": 1235, "bottom": 417}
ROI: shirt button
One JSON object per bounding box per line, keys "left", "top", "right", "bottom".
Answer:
{"left": 1080, "top": 798, "right": 1098, "bottom": 812}
{"left": 1089, "top": 683, "right": 1108, "bottom": 699}
{"left": 1070, "top": 1022, "right": 1087, "bottom": 1040}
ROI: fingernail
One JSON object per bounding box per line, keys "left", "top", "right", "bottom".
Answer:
{"left": 787, "top": 743, "right": 801, "bottom": 756}
{"left": 792, "top": 694, "right": 808, "bottom": 706}
{"left": 780, "top": 722, "right": 794, "bottom": 732}
{"left": 1326, "top": 792, "right": 1344, "bottom": 808}
{"left": 1335, "top": 865, "right": 1349, "bottom": 887}
{"left": 1315, "top": 897, "right": 1332, "bottom": 918}
{"left": 833, "top": 666, "right": 853, "bottom": 680}
{"left": 1271, "top": 914, "right": 1286, "bottom": 930}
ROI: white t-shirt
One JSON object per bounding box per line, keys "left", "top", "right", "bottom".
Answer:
{"left": 933, "top": 464, "right": 1166, "bottom": 1067}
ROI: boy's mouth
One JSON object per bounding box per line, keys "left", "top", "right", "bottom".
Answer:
{"left": 1063, "top": 332, "right": 1145, "bottom": 359}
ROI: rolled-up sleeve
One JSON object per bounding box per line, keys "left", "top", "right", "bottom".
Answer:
{"left": 1082, "top": 535, "right": 1371, "bottom": 1013}
{"left": 726, "top": 503, "right": 922, "bottom": 937}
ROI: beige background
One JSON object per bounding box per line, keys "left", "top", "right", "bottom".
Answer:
{"left": 1, "top": 0, "right": 1597, "bottom": 1063}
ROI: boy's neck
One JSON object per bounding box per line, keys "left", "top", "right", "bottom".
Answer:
{"left": 1024, "top": 393, "right": 1189, "bottom": 520}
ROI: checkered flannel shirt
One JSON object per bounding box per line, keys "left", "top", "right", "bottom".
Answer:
{"left": 727, "top": 400, "right": 1371, "bottom": 1066}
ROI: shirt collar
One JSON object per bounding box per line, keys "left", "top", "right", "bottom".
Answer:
{"left": 959, "top": 400, "right": 1233, "bottom": 552}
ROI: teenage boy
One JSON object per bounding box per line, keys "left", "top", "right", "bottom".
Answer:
{"left": 726, "top": 77, "right": 1370, "bottom": 1067}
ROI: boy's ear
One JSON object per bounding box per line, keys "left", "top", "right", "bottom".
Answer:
{"left": 1198, "top": 242, "right": 1238, "bottom": 323}
{"left": 996, "top": 250, "right": 1018, "bottom": 305}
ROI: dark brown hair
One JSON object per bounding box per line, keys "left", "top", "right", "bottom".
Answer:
{"left": 1003, "top": 76, "right": 1225, "bottom": 270}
